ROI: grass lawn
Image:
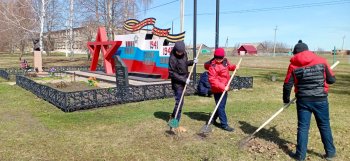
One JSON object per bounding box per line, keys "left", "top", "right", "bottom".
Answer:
{"left": 0, "top": 53, "right": 349, "bottom": 160}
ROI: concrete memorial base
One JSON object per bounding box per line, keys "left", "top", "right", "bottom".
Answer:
{"left": 34, "top": 51, "right": 43, "bottom": 73}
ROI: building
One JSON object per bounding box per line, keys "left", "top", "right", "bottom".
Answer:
{"left": 237, "top": 44, "right": 257, "bottom": 55}
{"left": 44, "top": 27, "right": 92, "bottom": 54}
{"left": 186, "top": 44, "right": 212, "bottom": 54}
{"left": 241, "top": 43, "right": 266, "bottom": 53}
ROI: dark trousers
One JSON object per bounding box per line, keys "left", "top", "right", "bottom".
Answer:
{"left": 295, "top": 100, "right": 336, "bottom": 160}
{"left": 213, "top": 92, "right": 228, "bottom": 128}
{"left": 172, "top": 86, "right": 184, "bottom": 121}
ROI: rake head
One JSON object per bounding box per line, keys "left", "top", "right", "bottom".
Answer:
{"left": 168, "top": 118, "right": 179, "bottom": 128}
{"left": 198, "top": 124, "right": 212, "bottom": 137}
{"left": 238, "top": 135, "right": 255, "bottom": 149}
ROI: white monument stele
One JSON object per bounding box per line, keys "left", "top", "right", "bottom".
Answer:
{"left": 34, "top": 51, "right": 43, "bottom": 73}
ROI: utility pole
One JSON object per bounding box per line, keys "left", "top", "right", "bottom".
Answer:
{"left": 342, "top": 35, "right": 345, "bottom": 50}
{"left": 180, "top": 0, "right": 185, "bottom": 32}
{"left": 333, "top": 46, "right": 337, "bottom": 64}
{"left": 273, "top": 26, "right": 277, "bottom": 57}
{"left": 215, "top": 0, "right": 220, "bottom": 49}
{"left": 225, "top": 36, "right": 228, "bottom": 48}
{"left": 172, "top": 21, "right": 174, "bottom": 34}
{"left": 193, "top": 0, "right": 197, "bottom": 84}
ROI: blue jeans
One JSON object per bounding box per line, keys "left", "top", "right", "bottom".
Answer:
{"left": 295, "top": 100, "right": 336, "bottom": 160}
{"left": 213, "top": 92, "right": 228, "bottom": 128}
{"left": 172, "top": 86, "right": 184, "bottom": 121}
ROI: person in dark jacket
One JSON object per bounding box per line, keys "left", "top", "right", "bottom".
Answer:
{"left": 197, "top": 71, "right": 212, "bottom": 97}
{"left": 206, "top": 48, "right": 238, "bottom": 132}
{"left": 168, "top": 41, "right": 198, "bottom": 129}
{"left": 283, "top": 40, "right": 336, "bottom": 161}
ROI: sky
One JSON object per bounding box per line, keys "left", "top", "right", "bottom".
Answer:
{"left": 137, "top": 0, "right": 350, "bottom": 51}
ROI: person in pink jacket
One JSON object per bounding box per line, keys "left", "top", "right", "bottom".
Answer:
{"left": 205, "top": 48, "right": 239, "bottom": 132}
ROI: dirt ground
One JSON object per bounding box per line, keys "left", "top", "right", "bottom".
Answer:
{"left": 242, "top": 137, "right": 298, "bottom": 160}
{"left": 30, "top": 73, "right": 116, "bottom": 92}
{"left": 45, "top": 81, "right": 100, "bottom": 92}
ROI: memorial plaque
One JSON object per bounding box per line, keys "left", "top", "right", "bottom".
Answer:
{"left": 115, "top": 56, "right": 128, "bottom": 87}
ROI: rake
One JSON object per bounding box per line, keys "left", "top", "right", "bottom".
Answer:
{"left": 199, "top": 58, "right": 243, "bottom": 135}
{"left": 238, "top": 60, "right": 340, "bottom": 148}
{"left": 168, "top": 44, "right": 203, "bottom": 129}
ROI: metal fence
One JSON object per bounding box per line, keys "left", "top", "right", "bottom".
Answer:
{"left": 0, "top": 69, "right": 10, "bottom": 80}
{"left": 15, "top": 74, "right": 253, "bottom": 112}
{"left": 16, "top": 75, "right": 196, "bottom": 112}
{"left": 0, "top": 66, "right": 104, "bottom": 80}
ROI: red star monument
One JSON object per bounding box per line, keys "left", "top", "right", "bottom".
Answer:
{"left": 87, "top": 27, "right": 122, "bottom": 74}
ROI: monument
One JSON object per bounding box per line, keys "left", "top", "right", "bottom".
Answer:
{"left": 87, "top": 27, "right": 122, "bottom": 75}
{"left": 33, "top": 39, "right": 43, "bottom": 73}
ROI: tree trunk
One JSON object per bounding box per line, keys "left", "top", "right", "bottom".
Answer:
{"left": 20, "top": 40, "right": 26, "bottom": 58}
{"left": 95, "top": 0, "right": 99, "bottom": 23}
{"left": 69, "top": 0, "right": 74, "bottom": 57}
{"left": 40, "top": 0, "right": 46, "bottom": 54}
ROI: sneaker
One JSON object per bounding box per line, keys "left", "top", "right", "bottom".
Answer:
{"left": 222, "top": 125, "right": 234, "bottom": 132}
{"left": 324, "top": 154, "right": 336, "bottom": 161}
{"left": 289, "top": 153, "right": 304, "bottom": 161}
{"left": 211, "top": 121, "right": 221, "bottom": 127}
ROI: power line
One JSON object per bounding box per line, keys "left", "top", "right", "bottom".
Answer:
{"left": 137, "top": 0, "right": 179, "bottom": 14}
{"left": 196, "top": 0, "right": 350, "bottom": 16}
{"left": 157, "top": 0, "right": 350, "bottom": 29}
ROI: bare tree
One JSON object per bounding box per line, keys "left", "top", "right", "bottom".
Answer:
{"left": 0, "top": 0, "right": 38, "bottom": 57}
{"left": 0, "top": 0, "right": 153, "bottom": 58}
{"left": 0, "top": 0, "right": 51, "bottom": 55}
{"left": 76, "top": 0, "right": 153, "bottom": 34}
{"left": 44, "top": 0, "right": 64, "bottom": 55}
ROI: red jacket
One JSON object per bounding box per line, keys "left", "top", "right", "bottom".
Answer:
{"left": 283, "top": 50, "right": 336, "bottom": 103}
{"left": 207, "top": 58, "right": 236, "bottom": 93}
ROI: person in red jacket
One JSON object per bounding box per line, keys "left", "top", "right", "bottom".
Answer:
{"left": 283, "top": 40, "right": 336, "bottom": 161}
{"left": 205, "top": 48, "right": 239, "bottom": 132}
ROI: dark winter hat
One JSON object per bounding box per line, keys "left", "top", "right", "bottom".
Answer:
{"left": 174, "top": 41, "right": 186, "bottom": 53}
{"left": 293, "top": 40, "right": 309, "bottom": 54}
{"left": 214, "top": 48, "right": 225, "bottom": 58}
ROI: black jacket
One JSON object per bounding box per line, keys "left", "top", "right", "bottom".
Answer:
{"left": 168, "top": 50, "right": 193, "bottom": 90}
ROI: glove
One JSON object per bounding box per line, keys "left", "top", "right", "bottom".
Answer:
{"left": 224, "top": 86, "right": 229, "bottom": 91}
{"left": 193, "top": 58, "right": 198, "bottom": 64}
{"left": 283, "top": 99, "right": 290, "bottom": 104}
{"left": 186, "top": 79, "right": 190, "bottom": 85}
{"left": 283, "top": 100, "right": 294, "bottom": 106}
